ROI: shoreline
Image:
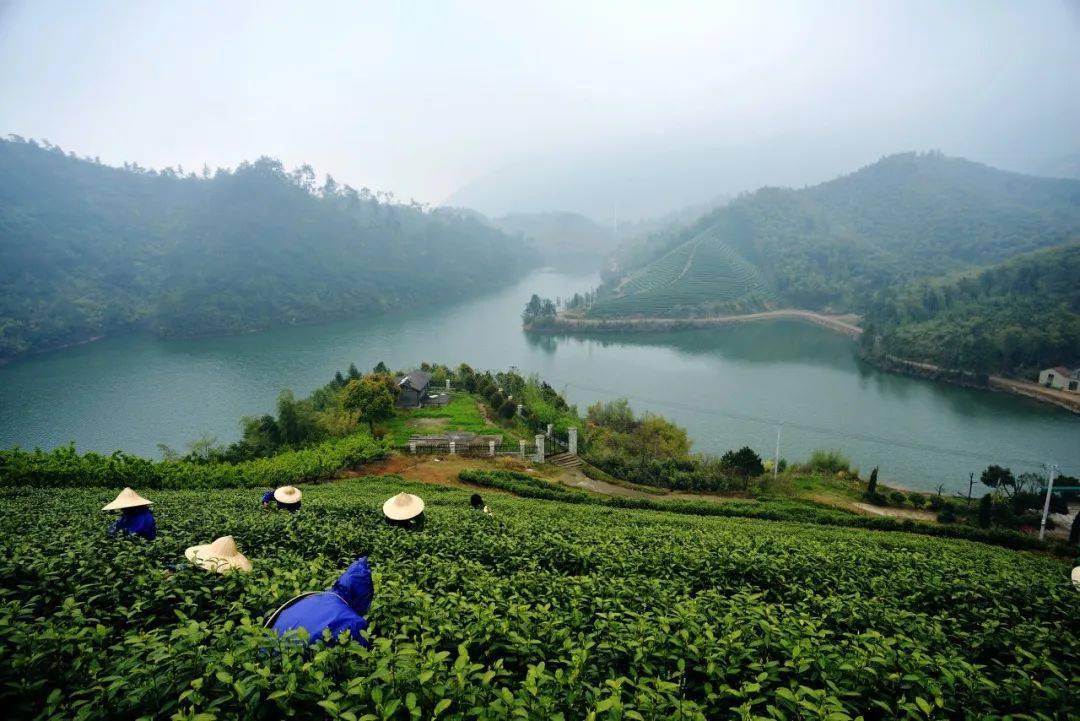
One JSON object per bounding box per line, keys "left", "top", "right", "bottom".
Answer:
{"left": 529, "top": 310, "right": 1080, "bottom": 415}
{"left": 530, "top": 308, "right": 864, "bottom": 337}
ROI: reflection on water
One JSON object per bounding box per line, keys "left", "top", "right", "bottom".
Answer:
{"left": 0, "top": 269, "right": 1077, "bottom": 492}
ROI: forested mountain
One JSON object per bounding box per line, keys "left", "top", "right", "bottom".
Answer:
{"left": 493, "top": 211, "right": 616, "bottom": 269}
{"left": 588, "top": 152, "right": 1080, "bottom": 316}
{"left": 862, "top": 244, "right": 1080, "bottom": 376}
{"left": 0, "top": 138, "right": 534, "bottom": 361}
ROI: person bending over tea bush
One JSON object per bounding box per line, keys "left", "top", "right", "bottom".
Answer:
{"left": 102, "top": 487, "right": 156, "bottom": 540}
{"left": 383, "top": 492, "right": 425, "bottom": 529}
{"left": 268, "top": 557, "right": 374, "bottom": 647}
{"left": 261, "top": 485, "right": 302, "bottom": 512}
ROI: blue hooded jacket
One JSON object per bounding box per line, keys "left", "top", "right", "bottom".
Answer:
{"left": 108, "top": 507, "right": 156, "bottom": 540}
{"left": 271, "top": 557, "right": 373, "bottom": 647}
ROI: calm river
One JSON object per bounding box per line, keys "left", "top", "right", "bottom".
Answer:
{"left": 1, "top": 270, "right": 1077, "bottom": 492}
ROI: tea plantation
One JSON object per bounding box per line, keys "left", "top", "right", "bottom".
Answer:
{"left": 589, "top": 227, "right": 778, "bottom": 318}
{"left": 2, "top": 475, "right": 1076, "bottom": 720}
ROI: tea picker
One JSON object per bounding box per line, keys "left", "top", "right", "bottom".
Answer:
{"left": 102, "top": 487, "right": 156, "bottom": 541}
{"left": 266, "top": 557, "right": 374, "bottom": 647}
{"left": 262, "top": 485, "right": 302, "bottom": 512}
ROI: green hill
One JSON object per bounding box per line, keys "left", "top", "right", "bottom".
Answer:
{"left": 863, "top": 243, "right": 1080, "bottom": 376}
{"left": 2, "top": 476, "right": 1076, "bottom": 719}
{"left": 0, "top": 138, "right": 534, "bottom": 362}
{"left": 590, "top": 152, "right": 1080, "bottom": 317}
{"left": 589, "top": 224, "right": 778, "bottom": 317}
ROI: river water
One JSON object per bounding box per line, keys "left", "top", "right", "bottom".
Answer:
{"left": 1, "top": 270, "right": 1077, "bottom": 492}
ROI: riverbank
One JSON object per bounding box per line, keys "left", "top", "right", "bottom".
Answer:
{"left": 877, "top": 354, "right": 1080, "bottom": 414}
{"left": 531, "top": 308, "right": 864, "bottom": 337}
{"left": 533, "top": 309, "right": 1080, "bottom": 415}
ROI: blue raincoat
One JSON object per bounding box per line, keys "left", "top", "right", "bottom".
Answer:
{"left": 261, "top": 490, "right": 301, "bottom": 512}
{"left": 108, "top": 507, "right": 156, "bottom": 540}
{"left": 271, "top": 557, "right": 373, "bottom": 647}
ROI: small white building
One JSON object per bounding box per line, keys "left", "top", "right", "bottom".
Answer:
{"left": 1038, "top": 366, "right": 1080, "bottom": 392}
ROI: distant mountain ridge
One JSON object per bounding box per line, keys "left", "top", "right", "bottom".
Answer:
{"left": 586, "top": 152, "right": 1080, "bottom": 318}
{"left": 493, "top": 211, "right": 617, "bottom": 269}
{"left": 0, "top": 138, "right": 535, "bottom": 362}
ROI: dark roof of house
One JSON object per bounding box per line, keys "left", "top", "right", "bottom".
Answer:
{"left": 399, "top": 370, "right": 432, "bottom": 390}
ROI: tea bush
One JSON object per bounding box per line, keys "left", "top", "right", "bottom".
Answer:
{"left": 1, "top": 477, "right": 1076, "bottom": 720}
{"left": 0, "top": 435, "right": 386, "bottom": 490}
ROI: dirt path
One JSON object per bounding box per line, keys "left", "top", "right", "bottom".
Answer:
{"left": 989, "top": 376, "right": 1080, "bottom": 413}
{"left": 548, "top": 309, "right": 863, "bottom": 337}
{"left": 852, "top": 502, "right": 937, "bottom": 522}
{"left": 884, "top": 355, "right": 1080, "bottom": 414}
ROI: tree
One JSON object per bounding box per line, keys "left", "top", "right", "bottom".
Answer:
{"left": 980, "top": 465, "right": 1029, "bottom": 500}
{"left": 1070, "top": 511, "right": 1080, "bottom": 546}
{"left": 867, "top": 466, "right": 879, "bottom": 494}
{"left": 347, "top": 363, "right": 361, "bottom": 380}
{"left": 721, "top": 446, "right": 764, "bottom": 479}
{"left": 637, "top": 415, "right": 692, "bottom": 463}
{"left": 586, "top": 398, "right": 637, "bottom": 433}
{"left": 342, "top": 376, "right": 396, "bottom": 432}
{"left": 276, "top": 390, "right": 308, "bottom": 445}
{"left": 373, "top": 361, "right": 389, "bottom": 374}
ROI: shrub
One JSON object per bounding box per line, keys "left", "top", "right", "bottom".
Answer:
{"left": 889, "top": 491, "right": 907, "bottom": 506}
{"left": 978, "top": 494, "right": 993, "bottom": 528}
{"left": 0, "top": 435, "right": 386, "bottom": 490}
{"left": 808, "top": 449, "right": 851, "bottom": 475}
{"left": 938, "top": 506, "right": 957, "bottom": 523}
{"left": 863, "top": 491, "right": 888, "bottom": 506}
{"left": 497, "top": 399, "right": 517, "bottom": 419}
{"left": 908, "top": 492, "right": 926, "bottom": 509}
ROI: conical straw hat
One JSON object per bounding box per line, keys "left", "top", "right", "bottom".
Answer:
{"left": 273, "top": 486, "right": 302, "bottom": 504}
{"left": 185, "top": 535, "right": 253, "bottom": 573}
{"left": 102, "top": 487, "right": 153, "bottom": 511}
{"left": 382, "top": 492, "right": 425, "bottom": 520}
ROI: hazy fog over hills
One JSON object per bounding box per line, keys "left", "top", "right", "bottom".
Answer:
{"left": 2, "top": 1, "right": 1078, "bottom": 219}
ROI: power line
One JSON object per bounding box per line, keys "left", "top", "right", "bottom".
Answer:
{"left": 544, "top": 374, "right": 1052, "bottom": 469}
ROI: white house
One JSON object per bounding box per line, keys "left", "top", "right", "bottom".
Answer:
{"left": 1038, "top": 366, "right": 1080, "bottom": 392}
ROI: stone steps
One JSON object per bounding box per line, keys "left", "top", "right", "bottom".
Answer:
{"left": 546, "top": 451, "right": 582, "bottom": 468}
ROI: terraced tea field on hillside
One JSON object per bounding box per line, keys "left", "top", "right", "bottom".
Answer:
{"left": 1, "top": 476, "right": 1076, "bottom": 719}
{"left": 590, "top": 227, "right": 779, "bottom": 318}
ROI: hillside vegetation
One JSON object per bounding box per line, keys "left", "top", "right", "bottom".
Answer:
{"left": 862, "top": 243, "right": 1080, "bottom": 376}
{"left": 585, "top": 152, "right": 1080, "bottom": 317}
{"left": 0, "top": 138, "right": 534, "bottom": 362}
{"left": 2, "top": 477, "right": 1076, "bottom": 719}
{"left": 588, "top": 224, "right": 778, "bottom": 317}
{"left": 553, "top": 152, "right": 1080, "bottom": 374}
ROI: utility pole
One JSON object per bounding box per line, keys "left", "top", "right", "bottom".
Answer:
{"left": 966, "top": 472, "right": 975, "bottom": 507}
{"left": 1038, "top": 463, "right": 1058, "bottom": 541}
{"left": 773, "top": 424, "right": 782, "bottom": 480}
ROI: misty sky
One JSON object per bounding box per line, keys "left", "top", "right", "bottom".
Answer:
{"left": 1, "top": 0, "right": 1078, "bottom": 216}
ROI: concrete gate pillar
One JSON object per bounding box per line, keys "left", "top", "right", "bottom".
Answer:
{"left": 519, "top": 439, "right": 526, "bottom": 460}
{"left": 568, "top": 427, "right": 578, "bottom": 455}
{"left": 449, "top": 441, "right": 456, "bottom": 455}
{"left": 488, "top": 440, "right": 495, "bottom": 456}
{"left": 535, "top": 434, "right": 545, "bottom": 463}
{"left": 409, "top": 441, "right": 417, "bottom": 454}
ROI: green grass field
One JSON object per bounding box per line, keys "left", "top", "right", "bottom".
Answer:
{"left": 2, "top": 476, "right": 1076, "bottom": 719}
{"left": 589, "top": 226, "right": 779, "bottom": 318}
{"left": 383, "top": 393, "right": 526, "bottom": 445}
